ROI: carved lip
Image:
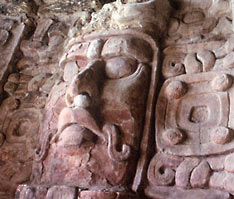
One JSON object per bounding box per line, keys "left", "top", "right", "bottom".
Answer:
{"left": 58, "top": 107, "right": 105, "bottom": 141}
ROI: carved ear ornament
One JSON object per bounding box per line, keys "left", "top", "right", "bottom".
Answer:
{"left": 103, "top": 123, "right": 131, "bottom": 163}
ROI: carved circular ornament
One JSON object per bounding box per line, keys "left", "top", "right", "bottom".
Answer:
{"left": 0, "top": 29, "right": 9, "bottom": 46}
{"left": 162, "top": 55, "right": 185, "bottom": 78}
{"left": 165, "top": 80, "right": 187, "bottom": 99}
{"left": 210, "top": 127, "right": 232, "bottom": 145}
{"left": 163, "top": 129, "right": 184, "bottom": 145}
{"left": 211, "top": 74, "right": 233, "bottom": 91}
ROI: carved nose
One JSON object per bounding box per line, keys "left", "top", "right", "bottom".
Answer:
{"left": 65, "top": 60, "right": 105, "bottom": 108}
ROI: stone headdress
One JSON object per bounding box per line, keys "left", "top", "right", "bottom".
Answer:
{"left": 69, "top": 0, "right": 172, "bottom": 41}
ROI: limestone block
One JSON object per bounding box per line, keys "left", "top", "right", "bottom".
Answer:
{"left": 45, "top": 186, "right": 76, "bottom": 199}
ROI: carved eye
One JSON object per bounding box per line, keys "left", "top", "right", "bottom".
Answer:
{"left": 105, "top": 56, "right": 138, "bottom": 79}
{"left": 63, "top": 61, "right": 79, "bottom": 82}
{"left": 76, "top": 59, "right": 88, "bottom": 70}
{"left": 63, "top": 59, "right": 88, "bottom": 82}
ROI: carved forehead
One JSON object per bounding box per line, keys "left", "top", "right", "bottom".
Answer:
{"left": 64, "top": 31, "right": 157, "bottom": 64}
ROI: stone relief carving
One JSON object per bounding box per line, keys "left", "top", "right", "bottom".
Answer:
{"left": 19, "top": 29, "right": 159, "bottom": 199}
{"left": 15, "top": 0, "right": 171, "bottom": 198}
{"left": 146, "top": 0, "right": 234, "bottom": 198}
{"left": 1, "top": 0, "right": 234, "bottom": 198}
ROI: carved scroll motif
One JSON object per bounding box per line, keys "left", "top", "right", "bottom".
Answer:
{"left": 148, "top": 43, "right": 234, "bottom": 199}
{"left": 146, "top": 1, "right": 234, "bottom": 198}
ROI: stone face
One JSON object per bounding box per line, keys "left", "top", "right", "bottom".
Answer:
{"left": 35, "top": 30, "right": 157, "bottom": 191}
{"left": 1, "top": 0, "right": 234, "bottom": 199}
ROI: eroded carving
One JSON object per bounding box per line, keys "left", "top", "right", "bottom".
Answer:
{"left": 35, "top": 30, "right": 155, "bottom": 193}
{"left": 14, "top": 23, "right": 160, "bottom": 198}
{"left": 147, "top": 69, "right": 234, "bottom": 197}
{"left": 3, "top": 0, "right": 234, "bottom": 199}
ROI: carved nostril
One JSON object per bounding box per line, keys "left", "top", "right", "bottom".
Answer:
{"left": 74, "top": 94, "right": 91, "bottom": 108}
{"left": 65, "top": 93, "right": 74, "bottom": 107}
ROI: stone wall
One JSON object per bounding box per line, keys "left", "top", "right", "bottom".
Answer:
{"left": 0, "top": 0, "right": 234, "bottom": 199}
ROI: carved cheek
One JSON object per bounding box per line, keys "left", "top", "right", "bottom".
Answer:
{"left": 102, "top": 64, "right": 150, "bottom": 108}
{"left": 101, "top": 64, "right": 151, "bottom": 144}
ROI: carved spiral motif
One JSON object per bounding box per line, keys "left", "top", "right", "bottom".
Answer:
{"left": 147, "top": 153, "right": 183, "bottom": 186}
{"left": 3, "top": 108, "right": 41, "bottom": 144}
{"left": 162, "top": 55, "right": 185, "bottom": 78}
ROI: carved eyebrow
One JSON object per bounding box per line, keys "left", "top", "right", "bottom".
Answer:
{"left": 101, "top": 37, "right": 153, "bottom": 63}
{"left": 60, "top": 56, "right": 88, "bottom": 70}
{"left": 67, "top": 42, "right": 90, "bottom": 59}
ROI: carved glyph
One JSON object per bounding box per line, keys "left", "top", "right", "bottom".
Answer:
{"left": 146, "top": 1, "right": 234, "bottom": 198}
{"left": 1, "top": 0, "right": 234, "bottom": 199}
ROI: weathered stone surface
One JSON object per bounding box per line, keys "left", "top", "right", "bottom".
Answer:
{"left": 1, "top": 0, "right": 234, "bottom": 198}
{"left": 163, "top": 129, "right": 184, "bottom": 145}
{"left": 209, "top": 171, "right": 226, "bottom": 189}
{"left": 79, "top": 190, "right": 138, "bottom": 199}
{"left": 185, "top": 53, "right": 202, "bottom": 73}
{"left": 0, "top": 17, "right": 25, "bottom": 96}
{"left": 197, "top": 50, "right": 215, "bottom": 72}
{"left": 148, "top": 153, "right": 183, "bottom": 186}
{"left": 175, "top": 158, "right": 200, "bottom": 188}
{"left": 145, "top": 186, "right": 231, "bottom": 199}
{"left": 35, "top": 31, "right": 157, "bottom": 191}
{"left": 211, "top": 74, "right": 233, "bottom": 92}
{"left": 184, "top": 53, "right": 202, "bottom": 74}
{"left": 45, "top": 186, "right": 76, "bottom": 199}
{"left": 164, "top": 80, "right": 187, "bottom": 99}
{"left": 162, "top": 54, "right": 185, "bottom": 78}
{"left": 79, "top": 191, "right": 117, "bottom": 199}
{"left": 224, "top": 172, "right": 234, "bottom": 194}
{"left": 210, "top": 127, "right": 233, "bottom": 144}
{"left": 156, "top": 71, "right": 234, "bottom": 156}
{"left": 190, "top": 160, "right": 210, "bottom": 188}
{"left": 16, "top": 185, "right": 35, "bottom": 199}
{"left": 16, "top": 185, "right": 48, "bottom": 199}
{"left": 225, "top": 153, "right": 234, "bottom": 172}
{"left": 207, "top": 155, "right": 225, "bottom": 171}
{"left": 183, "top": 11, "right": 205, "bottom": 24}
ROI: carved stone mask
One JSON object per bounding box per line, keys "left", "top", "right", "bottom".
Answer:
{"left": 35, "top": 30, "right": 158, "bottom": 190}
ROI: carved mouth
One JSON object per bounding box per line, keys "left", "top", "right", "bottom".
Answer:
{"left": 57, "top": 107, "right": 105, "bottom": 141}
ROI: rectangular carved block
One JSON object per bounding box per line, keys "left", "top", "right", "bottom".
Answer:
{"left": 0, "top": 16, "right": 25, "bottom": 96}
{"left": 156, "top": 71, "right": 234, "bottom": 156}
